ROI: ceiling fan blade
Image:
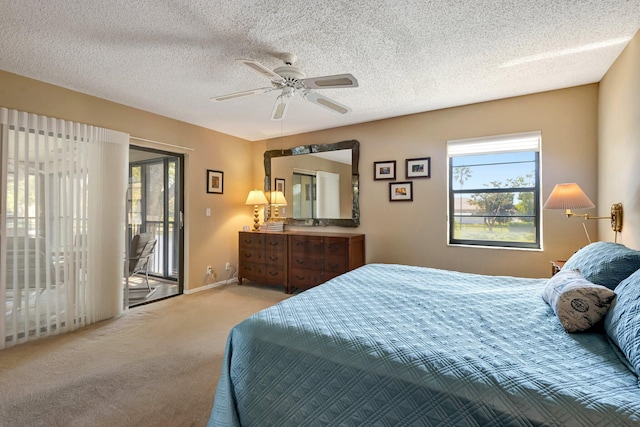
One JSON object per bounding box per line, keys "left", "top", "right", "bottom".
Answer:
{"left": 301, "top": 73, "right": 358, "bottom": 89}
{"left": 210, "top": 87, "right": 274, "bottom": 102}
{"left": 271, "top": 91, "right": 293, "bottom": 121}
{"left": 237, "top": 59, "right": 285, "bottom": 82}
{"left": 303, "top": 91, "right": 352, "bottom": 115}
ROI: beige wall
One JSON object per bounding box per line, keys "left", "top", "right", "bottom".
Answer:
{"left": 1, "top": 69, "right": 603, "bottom": 283}
{"left": 598, "top": 30, "right": 640, "bottom": 248}
{"left": 0, "top": 70, "right": 254, "bottom": 291}
{"left": 259, "top": 85, "right": 600, "bottom": 278}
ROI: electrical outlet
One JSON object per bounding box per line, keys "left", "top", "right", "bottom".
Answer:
{"left": 225, "top": 261, "right": 230, "bottom": 271}
{"left": 206, "top": 266, "right": 212, "bottom": 275}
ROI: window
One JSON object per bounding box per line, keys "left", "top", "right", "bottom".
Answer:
{"left": 448, "top": 132, "right": 541, "bottom": 249}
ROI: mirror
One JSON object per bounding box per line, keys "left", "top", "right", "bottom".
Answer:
{"left": 264, "top": 139, "right": 359, "bottom": 227}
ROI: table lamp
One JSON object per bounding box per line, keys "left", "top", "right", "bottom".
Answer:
{"left": 270, "top": 191, "right": 288, "bottom": 218}
{"left": 245, "top": 190, "right": 268, "bottom": 231}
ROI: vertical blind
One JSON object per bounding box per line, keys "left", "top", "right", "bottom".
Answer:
{"left": 0, "top": 108, "right": 129, "bottom": 348}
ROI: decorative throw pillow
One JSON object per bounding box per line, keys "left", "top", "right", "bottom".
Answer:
{"left": 542, "top": 269, "right": 616, "bottom": 333}
{"left": 604, "top": 268, "right": 640, "bottom": 376}
{"left": 562, "top": 242, "right": 640, "bottom": 290}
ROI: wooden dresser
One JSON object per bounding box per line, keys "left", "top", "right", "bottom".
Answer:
{"left": 238, "top": 231, "right": 365, "bottom": 293}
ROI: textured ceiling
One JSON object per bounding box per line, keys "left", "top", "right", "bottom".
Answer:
{"left": 1, "top": 1, "right": 639, "bottom": 141}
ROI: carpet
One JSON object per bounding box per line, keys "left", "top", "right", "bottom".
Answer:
{"left": 0, "top": 282, "right": 290, "bottom": 427}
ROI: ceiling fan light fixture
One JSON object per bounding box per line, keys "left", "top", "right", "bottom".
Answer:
{"left": 281, "top": 87, "right": 295, "bottom": 98}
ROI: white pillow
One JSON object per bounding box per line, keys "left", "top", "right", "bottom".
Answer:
{"left": 542, "top": 269, "right": 616, "bottom": 333}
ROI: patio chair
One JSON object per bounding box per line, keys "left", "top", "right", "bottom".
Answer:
{"left": 128, "top": 233, "right": 157, "bottom": 291}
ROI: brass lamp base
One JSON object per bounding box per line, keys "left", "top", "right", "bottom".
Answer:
{"left": 252, "top": 205, "right": 260, "bottom": 231}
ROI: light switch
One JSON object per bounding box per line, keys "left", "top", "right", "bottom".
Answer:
{"left": 205, "top": 208, "right": 211, "bottom": 217}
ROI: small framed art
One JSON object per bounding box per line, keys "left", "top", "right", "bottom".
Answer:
{"left": 374, "top": 160, "right": 396, "bottom": 180}
{"left": 274, "top": 178, "right": 285, "bottom": 193}
{"left": 389, "top": 181, "right": 413, "bottom": 201}
{"left": 206, "top": 169, "right": 224, "bottom": 194}
{"left": 406, "top": 157, "right": 431, "bottom": 179}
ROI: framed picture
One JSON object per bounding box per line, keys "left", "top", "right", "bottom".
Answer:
{"left": 206, "top": 169, "right": 223, "bottom": 194}
{"left": 389, "top": 181, "right": 413, "bottom": 201}
{"left": 406, "top": 157, "right": 431, "bottom": 179}
{"left": 274, "top": 178, "right": 285, "bottom": 193}
{"left": 374, "top": 160, "right": 396, "bottom": 180}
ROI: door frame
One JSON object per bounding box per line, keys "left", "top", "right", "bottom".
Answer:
{"left": 128, "top": 145, "right": 185, "bottom": 296}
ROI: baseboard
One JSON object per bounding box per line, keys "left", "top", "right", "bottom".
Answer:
{"left": 184, "top": 277, "right": 238, "bottom": 294}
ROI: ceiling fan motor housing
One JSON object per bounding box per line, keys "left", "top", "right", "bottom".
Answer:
{"left": 273, "top": 65, "right": 307, "bottom": 90}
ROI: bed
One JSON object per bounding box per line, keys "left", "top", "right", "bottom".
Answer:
{"left": 208, "top": 242, "right": 640, "bottom": 426}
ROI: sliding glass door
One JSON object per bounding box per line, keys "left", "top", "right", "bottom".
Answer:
{"left": 126, "top": 147, "right": 183, "bottom": 306}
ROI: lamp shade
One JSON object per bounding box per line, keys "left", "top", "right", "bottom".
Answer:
{"left": 543, "top": 183, "right": 595, "bottom": 210}
{"left": 245, "top": 189, "right": 268, "bottom": 206}
{"left": 270, "top": 190, "right": 288, "bottom": 206}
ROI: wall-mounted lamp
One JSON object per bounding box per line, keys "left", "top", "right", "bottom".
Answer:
{"left": 270, "top": 191, "right": 288, "bottom": 218}
{"left": 245, "top": 189, "right": 268, "bottom": 231}
{"left": 543, "top": 183, "right": 623, "bottom": 234}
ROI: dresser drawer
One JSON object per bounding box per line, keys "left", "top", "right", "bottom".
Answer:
{"left": 262, "top": 266, "right": 286, "bottom": 284}
{"left": 324, "top": 237, "right": 347, "bottom": 256}
{"left": 290, "top": 235, "right": 323, "bottom": 253}
{"left": 239, "top": 232, "right": 264, "bottom": 248}
{"left": 265, "top": 234, "right": 286, "bottom": 250}
{"left": 324, "top": 254, "right": 348, "bottom": 273}
{"left": 289, "top": 268, "right": 324, "bottom": 289}
{"left": 239, "top": 262, "right": 261, "bottom": 279}
{"left": 323, "top": 270, "right": 342, "bottom": 281}
{"left": 240, "top": 248, "right": 263, "bottom": 263}
{"left": 264, "top": 250, "right": 286, "bottom": 266}
{"left": 290, "top": 254, "right": 323, "bottom": 271}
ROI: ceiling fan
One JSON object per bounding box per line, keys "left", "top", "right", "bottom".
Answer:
{"left": 211, "top": 53, "right": 358, "bottom": 120}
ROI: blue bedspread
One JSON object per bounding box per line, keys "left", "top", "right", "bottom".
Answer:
{"left": 209, "top": 264, "right": 640, "bottom": 426}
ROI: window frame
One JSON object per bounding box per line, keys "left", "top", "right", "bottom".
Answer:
{"left": 447, "top": 132, "right": 541, "bottom": 250}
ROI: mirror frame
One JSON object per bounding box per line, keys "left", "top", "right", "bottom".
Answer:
{"left": 264, "top": 139, "right": 360, "bottom": 227}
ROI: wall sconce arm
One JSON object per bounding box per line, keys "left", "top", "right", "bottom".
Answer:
{"left": 563, "top": 203, "right": 623, "bottom": 232}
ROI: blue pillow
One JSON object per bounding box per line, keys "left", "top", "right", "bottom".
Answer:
{"left": 604, "top": 268, "right": 640, "bottom": 376}
{"left": 562, "top": 242, "right": 640, "bottom": 290}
